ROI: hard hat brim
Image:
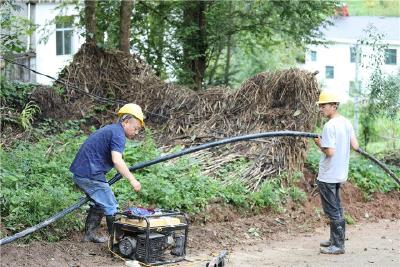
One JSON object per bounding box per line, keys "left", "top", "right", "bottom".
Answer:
{"left": 118, "top": 113, "right": 145, "bottom": 127}
{"left": 132, "top": 116, "right": 145, "bottom": 127}
{"left": 316, "top": 100, "right": 339, "bottom": 104}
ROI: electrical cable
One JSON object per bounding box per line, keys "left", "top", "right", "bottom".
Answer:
{"left": 1, "top": 57, "right": 167, "bottom": 119}
{"left": 1, "top": 57, "right": 124, "bottom": 104}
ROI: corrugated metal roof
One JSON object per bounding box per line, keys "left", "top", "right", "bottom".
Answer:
{"left": 321, "top": 16, "right": 400, "bottom": 41}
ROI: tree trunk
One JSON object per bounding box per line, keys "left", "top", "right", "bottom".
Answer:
{"left": 207, "top": 43, "right": 223, "bottom": 85}
{"left": 224, "top": 34, "right": 232, "bottom": 86}
{"left": 119, "top": 0, "right": 134, "bottom": 52}
{"left": 151, "top": 2, "right": 168, "bottom": 77}
{"left": 223, "top": 1, "right": 233, "bottom": 86}
{"left": 183, "top": 1, "right": 207, "bottom": 90}
{"left": 84, "top": 0, "right": 97, "bottom": 44}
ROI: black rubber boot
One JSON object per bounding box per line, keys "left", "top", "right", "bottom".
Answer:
{"left": 320, "top": 219, "right": 345, "bottom": 254}
{"left": 106, "top": 215, "right": 115, "bottom": 235}
{"left": 83, "top": 206, "right": 107, "bottom": 243}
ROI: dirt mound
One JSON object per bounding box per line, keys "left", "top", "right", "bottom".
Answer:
{"left": 31, "top": 43, "right": 320, "bottom": 190}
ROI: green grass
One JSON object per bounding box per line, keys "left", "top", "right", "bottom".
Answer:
{"left": 0, "top": 126, "right": 305, "bottom": 241}
{"left": 1, "top": 121, "right": 398, "bottom": 242}
{"left": 345, "top": 0, "right": 400, "bottom": 16}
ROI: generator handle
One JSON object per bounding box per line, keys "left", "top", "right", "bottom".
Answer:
{"left": 115, "top": 210, "right": 188, "bottom": 221}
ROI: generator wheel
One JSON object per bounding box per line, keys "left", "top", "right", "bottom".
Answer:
{"left": 119, "top": 236, "right": 137, "bottom": 259}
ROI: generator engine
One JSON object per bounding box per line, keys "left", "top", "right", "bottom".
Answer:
{"left": 110, "top": 210, "right": 188, "bottom": 265}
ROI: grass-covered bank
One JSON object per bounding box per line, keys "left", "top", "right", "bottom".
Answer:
{"left": 0, "top": 127, "right": 309, "bottom": 241}
{"left": 1, "top": 79, "right": 398, "bottom": 242}
{"left": 1, "top": 123, "right": 399, "bottom": 242}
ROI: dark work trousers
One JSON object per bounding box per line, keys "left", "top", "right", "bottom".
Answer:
{"left": 317, "top": 180, "right": 343, "bottom": 221}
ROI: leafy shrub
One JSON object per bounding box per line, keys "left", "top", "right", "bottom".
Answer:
{"left": 306, "top": 144, "right": 400, "bottom": 194}
{"left": 249, "top": 178, "right": 286, "bottom": 211}
{"left": 20, "top": 101, "right": 41, "bottom": 130}
{"left": 348, "top": 157, "right": 399, "bottom": 194}
{"left": 111, "top": 132, "right": 221, "bottom": 213}
{"left": 218, "top": 181, "right": 249, "bottom": 207}
{"left": 0, "top": 80, "right": 36, "bottom": 108}
{"left": 288, "top": 186, "right": 307, "bottom": 203}
{"left": 1, "top": 80, "right": 42, "bottom": 131}
{"left": 0, "top": 129, "right": 84, "bottom": 239}
{"left": 0, "top": 127, "right": 338, "bottom": 242}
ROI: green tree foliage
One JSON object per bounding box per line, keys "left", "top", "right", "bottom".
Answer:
{"left": 92, "top": 0, "right": 120, "bottom": 47}
{"left": 129, "top": 0, "right": 335, "bottom": 89}
{"left": 130, "top": 1, "right": 174, "bottom": 78}
{"left": 65, "top": 1, "right": 334, "bottom": 88}
{"left": 0, "top": 80, "right": 39, "bottom": 130}
{"left": 345, "top": 0, "right": 400, "bottom": 16}
{"left": 0, "top": 0, "right": 36, "bottom": 54}
{"left": 355, "top": 25, "right": 400, "bottom": 147}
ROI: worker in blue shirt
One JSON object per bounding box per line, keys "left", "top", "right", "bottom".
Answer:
{"left": 70, "top": 103, "right": 144, "bottom": 243}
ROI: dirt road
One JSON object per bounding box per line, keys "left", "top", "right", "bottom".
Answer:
{"left": 205, "top": 219, "right": 399, "bottom": 267}
{"left": 2, "top": 219, "right": 397, "bottom": 267}
{"left": 2, "top": 184, "right": 399, "bottom": 267}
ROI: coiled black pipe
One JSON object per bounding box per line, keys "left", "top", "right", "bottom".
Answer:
{"left": 1, "top": 131, "right": 398, "bottom": 245}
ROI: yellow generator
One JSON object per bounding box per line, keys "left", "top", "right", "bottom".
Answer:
{"left": 110, "top": 209, "right": 188, "bottom": 265}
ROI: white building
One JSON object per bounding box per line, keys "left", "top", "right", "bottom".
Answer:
{"left": 6, "top": 0, "right": 84, "bottom": 84}
{"left": 302, "top": 16, "right": 400, "bottom": 101}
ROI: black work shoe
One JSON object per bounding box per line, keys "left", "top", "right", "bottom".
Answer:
{"left": 320, "top": 240, "right": 332, "bottom": 247}
{"left": 83, "top": 233, "right": 108, "bottom": 243}
{"left": 320, "top": 245, "right": 345, "bottom": 254}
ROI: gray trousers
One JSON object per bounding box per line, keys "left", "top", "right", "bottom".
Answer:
{"left": 317, "top": 180, "right": 343, "bottom": 221}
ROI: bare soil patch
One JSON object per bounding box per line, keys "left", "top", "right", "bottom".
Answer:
{"left": 1, "top": 176, "right": 399, "bottom": 266}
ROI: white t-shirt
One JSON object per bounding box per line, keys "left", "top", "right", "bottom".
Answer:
{"left": 317, "top": 115, "right": 355, "bottom": 183}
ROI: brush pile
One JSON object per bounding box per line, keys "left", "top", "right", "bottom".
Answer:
{"left": 34, "top": 43, "right": 320, "bottom": 190}
{"left": 155, "top": 70, "right": 320, "bottom": 190}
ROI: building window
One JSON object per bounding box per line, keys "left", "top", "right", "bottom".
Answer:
{"left": 325, "top": 66, "right": 334, "bottom": 79}
{"left": 385, "top": 49, "right": 397, "bottom": 65}
{"left": 350, "top": 46, "right": 357, "bottom": 63}
{"left": 310, "top": 51, "right": 317, "bottom": 62}
{"left": 56, "top": 16, "right": 73, "bottom": 55}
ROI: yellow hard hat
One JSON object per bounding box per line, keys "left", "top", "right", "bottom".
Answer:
{"left": 316, "top": 91, "right": 340, "bottom": 104}
{"left": 117, "top": 103, "right": 145, "bottom": 126}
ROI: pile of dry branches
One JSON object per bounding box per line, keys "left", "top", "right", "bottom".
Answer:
{"left": 35, "top": 43, "right": 320, "bottom": 190}
{"left": 156, "top": 70, "right": 320, "bottom": 190}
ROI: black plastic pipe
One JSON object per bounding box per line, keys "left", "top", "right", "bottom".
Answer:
{"left": 356, "top": 148, "right": 400, "bottom": 185}
{"left": 109, "top": 131, "right": 319, "bottom": 185}
{"left": 1, "top": 131, "right": 398, "bottom": 245}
